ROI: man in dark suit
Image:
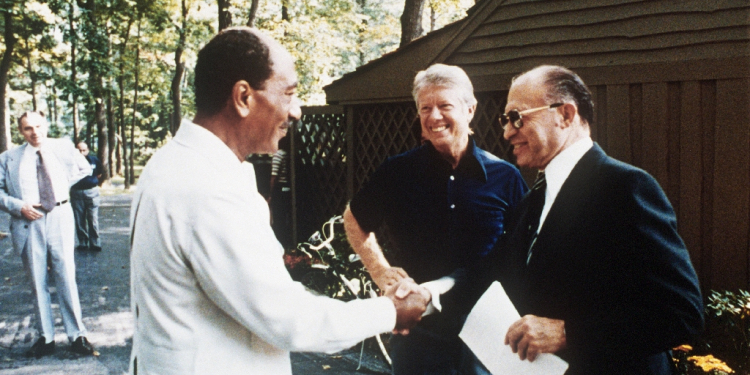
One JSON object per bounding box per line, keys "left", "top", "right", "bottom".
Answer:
{"left": 459, "top": 65, "right": 704, "bottom": 374}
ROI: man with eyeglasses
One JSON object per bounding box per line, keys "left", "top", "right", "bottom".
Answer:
{"left": 453, "top": 65, "right": 704, "bottom": 374}
{"left": 0, "top": 111, "right": 97, "bottom": 358}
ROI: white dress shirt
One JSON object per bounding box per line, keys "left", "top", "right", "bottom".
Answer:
{"left": 19, "top": 144, "right": 71, "bottom": 204}
{"left": 129, "top": 120, "right": 397, "bottom": 375}
{"left": 537, "top": 137, "right": 594, "bottom": 233}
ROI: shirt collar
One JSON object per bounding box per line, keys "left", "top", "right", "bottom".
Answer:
{"left": 424, "top": 137, "right": 487, "bottom": 181}
{"left": 543, "top": 137, "right": 594, "bottom": 197}
{"left": 176, "top": 119, "right": 259, "bottom": 193}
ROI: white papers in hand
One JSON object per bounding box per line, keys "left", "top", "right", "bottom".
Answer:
{"left": 459, "top": 281, "right": 569, "bottom": 375}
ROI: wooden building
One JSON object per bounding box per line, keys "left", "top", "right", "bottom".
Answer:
{"left": 293, "top": 0, "right": 750, "bottom": 292}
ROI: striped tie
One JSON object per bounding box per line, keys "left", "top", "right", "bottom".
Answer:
{"left": 37, "top": 150, "right": 56, "bottom": 212}
{"left": 525, "top": 171, "right": 546, "bottom": 265}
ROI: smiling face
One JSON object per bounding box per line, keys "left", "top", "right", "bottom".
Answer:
{"left": 19, "top": 112, "right": 48, "bottom": 148}
{"left": 503, "top": 74, "right": 565, "bottom": 170}
{"left": 245, "top": 44, "right": 301, "bottom": 154}
{"left": 417, "top": 85, "right": 475, "bottom": 158}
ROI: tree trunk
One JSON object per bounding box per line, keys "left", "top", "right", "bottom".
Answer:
{"left": 170, "top": 0, "right": 187, "bottom": 135}
{"left": 70, "top": 0, "right": 80, "bottom": 144}
{"left": 107, "top": 84, "right": 115, "bottom": 179}
{"left": 129, "top": 18, "right": 141, "bottom": 186}
{"left": 117, "top": 75, "right": 124, "bottom": 177}
{"left": 400, "top": 0, "right": 426, "bottom": 47}
{"left": 246, "top": 0, "right": 260, "bottom": 27}
{"left": 25, "top": 39, "right": 38, "bottom": 111}
{"left": 117, "top": 17, "right": 133, "bottom": 178}
{"left": 0, "top": 10, "right": 16, "bottom": 153}
{"left": 218, "top": 0, "right": 232, "bottom": 30}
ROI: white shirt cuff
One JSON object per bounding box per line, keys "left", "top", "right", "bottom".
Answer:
{"left": 420, "top": 276, "right": 455, "bottom": 316}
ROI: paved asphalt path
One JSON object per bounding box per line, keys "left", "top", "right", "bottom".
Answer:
{"left": 0, "top": 192, "right": 391, "bottom": 375}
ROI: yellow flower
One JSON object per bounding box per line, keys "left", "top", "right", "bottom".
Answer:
{"left": 687, "top": 354, "right": 734, "bottom": 373}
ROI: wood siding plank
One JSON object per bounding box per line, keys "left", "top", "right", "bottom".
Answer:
{"left": 605, "top": 85, "right": 631, "bottom": 163}
{"left": 679, "top": 81, "right": 703, "bottom": 283}
{"left": 641, "top": 83, "right": 670, "bottom": 189}
{"left": 713, "top": 78, "right": 750, "bottom": 290}
{"left": 478, "top": 1, "right": 749, "bottom": 37}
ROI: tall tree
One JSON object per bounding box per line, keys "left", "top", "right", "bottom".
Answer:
{"left": 170, "top": 0, "right": 187, "bottom": 135}
{"left": 129, "top": 15, "right": 141, "bottom": 186}
{"left": 245, "top": 0, "right": 259, "bottom": 27}
{"left": 77, "top": 0, "right": 110, "bottom": 183}
{"left": 0, "top": 3, "right": 17, "bottom": 153}
{"left": 400, "top": 0, "right": 425, "bottom": 46}
{"left": 217, "top": 0, "right": 231, "bottom": 30}
{"left": 68, "top": 0, "right": 80, "bottom": 144}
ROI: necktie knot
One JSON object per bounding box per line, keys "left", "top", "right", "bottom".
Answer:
{"left": 532, "top": 171, "right": 546, "bottom": 192}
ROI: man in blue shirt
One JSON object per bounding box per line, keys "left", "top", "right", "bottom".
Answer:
{"left": 71, "top": 142, "right": 102, "bottom": 252}
{"left": 344, "top": 64, "right": 527, "bottom": 375}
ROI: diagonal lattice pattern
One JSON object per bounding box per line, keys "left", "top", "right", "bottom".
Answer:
{"left": 295, "top": 111, "right": 348, "bottom": 239}
{"left": 293, "top": 93, "right": 516, "bottom": 241}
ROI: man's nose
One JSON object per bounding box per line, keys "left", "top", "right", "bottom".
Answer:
{"left": 503, "top": 123, "right": 517, "bottom": 140}
{"left": 289, "top": 97, "right": 301, "bottom": 121}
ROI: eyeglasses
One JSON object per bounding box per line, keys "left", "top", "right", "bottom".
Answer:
{"left": 499, "top": 103, "right": 563, "bottom": 130}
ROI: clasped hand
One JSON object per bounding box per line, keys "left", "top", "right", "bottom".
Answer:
{"left": 384, "top": 277, "right": 431, "bottom": 335}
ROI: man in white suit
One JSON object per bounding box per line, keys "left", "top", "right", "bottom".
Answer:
{"left": 128, "top": 27, "right": 429, "bottom": 375}
{"left": 0, "top": 111, "right": 96, "bottom": 357}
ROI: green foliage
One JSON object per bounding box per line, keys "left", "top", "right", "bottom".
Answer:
{"left": 2, "top": 0, "right": 471, "bottom": 158}
{"left": 704, "top": 290, "right": 750, "bottom": 372}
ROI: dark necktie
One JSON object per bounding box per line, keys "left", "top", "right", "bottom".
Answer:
{"left": 37, "top": 150, "right": 56, "bottom": 212}
{"left": 524, "top": 171, "right": 546, "bottom": 265}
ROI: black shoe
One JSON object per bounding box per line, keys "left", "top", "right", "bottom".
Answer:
{"left": 71, "top": 336, "right": 97, "bottom": 356}
{"left": 75, "top": 246, "right": 89, "bottom": 251}
{"left": 25, "top": 337, "right": 55, "bottom": 358}
{"left": 91, "top": 246, "right": 102, "bottom": 252}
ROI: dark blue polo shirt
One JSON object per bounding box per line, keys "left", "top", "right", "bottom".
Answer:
{"left": 349, "top": 139, "right": 528, "bottom": 283}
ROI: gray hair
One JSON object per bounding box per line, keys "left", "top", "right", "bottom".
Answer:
{"left": 412, "top": 64, "right": 477, "bottom": 108}
{"left": 513, "top": 65, "right": 594, "bottom": 126}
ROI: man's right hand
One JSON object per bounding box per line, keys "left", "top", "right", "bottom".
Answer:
{"left": 385, "top": 278, "right": 429, "bottom": 334}
{"left": 20, "top": 204, "right": 43, "bottom": 221}
{"left": 371, "top": 266, "right": 408, "bottom": 290}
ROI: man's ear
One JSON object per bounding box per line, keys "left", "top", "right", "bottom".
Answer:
{"left": 232, "top": 80, "right": 253, "bottom": 118}
{"left": 559, "top": 102, "right": 578, "bottom": 129}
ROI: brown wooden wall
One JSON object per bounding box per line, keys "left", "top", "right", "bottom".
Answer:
{"left": 583, "top": 78, "right": 750, "bottom": 293}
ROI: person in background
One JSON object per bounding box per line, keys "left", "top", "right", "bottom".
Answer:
{"left": 457, "top": 65, "right": 703, "bottom": 374}
{"left": 344, "top": 64, "right": 528, "bottom": 374}
{"left": 128, "top": 27, "right": 429, "bottom": 375}
{"left": 71, "top": 141, "right": 103, "bottom": 252}
{"left": 0, "top": 111, "right": 97, "bottom": 358}
{"left": 269, "top": 135, "right": 292, "bottom": 249}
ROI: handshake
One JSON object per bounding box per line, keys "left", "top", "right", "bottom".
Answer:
{"left": 379, "top": 269, "right": 431, "bottom": 335}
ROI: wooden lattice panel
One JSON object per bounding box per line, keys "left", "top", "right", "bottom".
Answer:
{"left": 295, "top": 111, "right": 348, "bottom": 238}
{"left": 473, "top": 91, "right": 515, "bottom": 163}
{"left": 352, "top": 102, "right": 420, "bottom": 193}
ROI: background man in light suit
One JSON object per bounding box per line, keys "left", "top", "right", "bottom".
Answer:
{"left": 128, "top": 27, "right": 429, "bottom": 375}
{"left": 453, "top": 65, "right": 704, "bottom": 374}
{"left": 0, "top": 111, "right": 96, "bottom": 358}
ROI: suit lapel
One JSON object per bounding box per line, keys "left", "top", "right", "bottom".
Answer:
{"left": 528, "top": 144, "right": 607, "bottom": 269}
{"left": 7, "top": 145, "right": 27, "bottom": 198}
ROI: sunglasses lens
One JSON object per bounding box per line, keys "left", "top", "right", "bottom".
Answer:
{"left": 500, "top": 114, "right": 510, "bottom": 126}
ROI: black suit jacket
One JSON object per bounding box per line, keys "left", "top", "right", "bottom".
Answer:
{"left": 451, "top": 144, "right": 704, "bottom": 375}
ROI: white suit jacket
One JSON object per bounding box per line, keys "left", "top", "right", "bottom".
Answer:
{"left": 129, "top": 121, "right": 396, "bottom": 375}
{"left": 0, "top": 139, "right": 92, "bottom": 254}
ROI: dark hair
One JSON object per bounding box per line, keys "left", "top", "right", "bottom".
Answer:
{"left": 541, "top": 66, "right": 594, "bottom": 126}
{"left": 194, "top": 27, "right": 274, "bottom": 116}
